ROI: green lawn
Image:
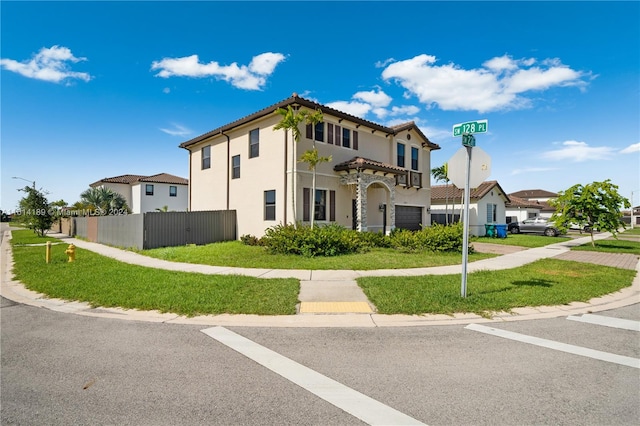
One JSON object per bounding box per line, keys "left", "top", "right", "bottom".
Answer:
{"left": 10, "top": 229, "right": 62, "bottom": 244}
{"left": 571, "top": 238, "right": 640, "bottom": 255}
{"left": 141, "top": 240, "right": 496, "bottom": 270}
{"left": 358, "top": 259, "right": 635, "bottom": 317}
{"left": 11, "top": 243, "right": 299, "bottom": 316}
{"left": 8, "top": 229, "right": 637, "bottom": 318}
{"left": 473, "top": 234, "right": 571, "bottom": 248}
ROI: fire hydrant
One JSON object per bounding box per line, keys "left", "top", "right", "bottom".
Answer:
{"left": 65, "top": 244, "right": 76, "bottom": 262}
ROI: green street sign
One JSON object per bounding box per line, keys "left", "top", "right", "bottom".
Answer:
{"left": 453, "top": 119, "right": 488, "bottom": 137}
{"left": 462, "top": 134, "right": 476, "bottom": 147}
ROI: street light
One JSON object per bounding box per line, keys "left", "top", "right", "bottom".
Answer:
{"left": 12, "top": 176, "right": 35, "bottom": 188}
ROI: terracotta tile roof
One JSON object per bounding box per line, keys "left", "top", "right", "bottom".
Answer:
{"left": 506, "top": 195, "right": 543, "bottom": 209}
{"left": 91, "top": 173, "right": 187, "bottom": 187}
{"left": 179, "top": 94, "right": 440, "bottom": 151}
{"left": 431, "top": 180, "right": 510, "bottom": 202}
{"left": 509, "top": 189, "right": 558, "bottom": 199}
{"left": 138, "top": 173, "right": 188, "bottom": 185}
{"left": 333, "top": 157, "right": 407, "bottom": 174}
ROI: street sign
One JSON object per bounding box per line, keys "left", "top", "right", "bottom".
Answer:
{"left": 452, "top": 120, "right": 488, "bottom": 137}
{"left": 447, "top": 146, "right": 491, "bottom": 188}
{"left": 462, "top": 134, "right": 476, "bottom": 147}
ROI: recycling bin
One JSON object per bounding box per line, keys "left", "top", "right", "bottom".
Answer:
{"left": 485, "top": 224, "right": 496, "bottom": 238}
{"left": 495, "top": 224, "right": 508, "bottom": 239}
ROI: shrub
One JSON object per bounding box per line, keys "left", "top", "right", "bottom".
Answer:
{"left": 390, "top": 223, "right": 471, "bottom": 253}
{"left": 261, "top": 223, "right": 368, "bottom": 257}
{"left": 240, "top": 234, "right": 262, "bottom": 246}
{"left": 356, "top": 231, "right": 392, "bottom": 249}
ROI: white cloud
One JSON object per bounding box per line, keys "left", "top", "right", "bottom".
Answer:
{"left": 353, "top": 89, "right": 392, "bottom": 107}
{"left": 163, "top": 87, "right": 171, "bottom": 94}
{"left": 510, "top": 167, "right": 559, "bottom": 176}
{"left": 0, "top": 45, "right": 91, "bottom": 83}
{"left": 159, "top": 123, "right": 192, "bottom": 137}
{"left": 150, "top": 52, "right": 285, "bottom": 91}
{"left": 541, "top": 141, "right": 616, "bottom": 162}
{"left": 324, "top": 100, "right": 372, "bottom": 118}
{"left": 620, "top": 143, "right": 640, "bottom": 154}
{"left": 381, "top": 54, "right": 591, "bottom": 113}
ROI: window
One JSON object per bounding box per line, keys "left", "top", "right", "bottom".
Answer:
{"left": 353, "top": 130, "right": 358, "bottom": 150}
{"left": 487, "top": 204, "right": 497, "bottom": 223}
{"left": 169, "top": 186, "right": 177, "bottom": 197}
{"left": 315, "top": 122, "right": 324, "bottom": 142}
{"left": 411, "top": 147, "right": 419, "bottom": 170}
{"left": 264, "top": 190, "right": 276, "bottom": 221}
{"left": 397, "top": 143, "right": 405, "bottom": 168}
{"left": 342, "top": 128, "right": 351, "bottom": 148}
{"left": 303, "top": 188, "right": 335, "bottom": 222}
{"left": 232, "top": 155, "right": 240, "bottom": 179}
{"left": 327, "top": 123, "right": 334, "bottom": 144}
{"left": 314, "top": 189, "right": 327, "bottom": 221}
{"left": 202, "top": 145, "right": 211, "bottom": 170}
{"left": 145, "top": 184, "right": 154, "bottom": 196}
{"left": 249, "top": 128, "right": 259, "bottom": 158}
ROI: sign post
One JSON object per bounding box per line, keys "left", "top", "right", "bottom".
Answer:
{"left": 449, "top": 120, "right": 489, "bottom": 298}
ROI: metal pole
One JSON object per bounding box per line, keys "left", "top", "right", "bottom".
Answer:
{"left": 631, "top": 191, "right": 635, "bottom": 229}
{"left": 461, "top": 145, "right": 472, "bottom": 298}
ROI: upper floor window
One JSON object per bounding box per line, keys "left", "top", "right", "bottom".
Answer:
{"left": 232, "top": 155, "right": 240, "bottom": 179}
{"left": 397, "top": 143, "right": 405, "bottom": 168}
{"left": 306, "top": 122, "right": 324, "bottom": 142}
{"left": 169, "top": 186, "right": 177, "bottom": 197}
{"left": 411, "top": 147, "right": 419, "bottom": 170}
{"left": 342, "top": 127, "right": 351, "bottom": 148}
{"left": 202, "top": 145, "right": 211, "bottom": 170}
{"left": 145, "top": 184, "right": 154, "bottom": 196}
{"left": 249, "top": 128, "right": 259, "bottom": 158}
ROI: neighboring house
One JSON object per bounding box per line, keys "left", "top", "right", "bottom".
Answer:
{"left": 179, "top": 94, "right": 441, "bottom": 237}
{"left": 431, "top": 180, "right": 510, "bottom": 236}
{"left": 505, "top": 195, "right": 543, "bottom": 223}
{"left": 90, "top": 173, "right": 188, "bottom": 213}
{"left": 508, "top": 189, "right": 558, "bottom": 218}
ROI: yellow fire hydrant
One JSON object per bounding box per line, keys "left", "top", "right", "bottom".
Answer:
{"left": 65, "top": 244, "right": 76, "bottom": 262}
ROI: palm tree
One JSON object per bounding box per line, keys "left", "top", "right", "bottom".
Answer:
{"left": 274, "top": 105, "right": 309, "bottom": 226}
{"left": 79, "top": 187, "right": 129, "bottom": 214}
{"left": 431, "top": 163, "right": 450, "bottom": 224}
{"left": 301, "top": 108, "right": 330, "bottom": 229}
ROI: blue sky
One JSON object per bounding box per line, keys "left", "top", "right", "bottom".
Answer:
{"left": 2, "top": 1, "right": 639, "bottom": 213}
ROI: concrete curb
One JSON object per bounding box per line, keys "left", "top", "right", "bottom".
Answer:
{"left": 1, "top": 229, "right": 638, "bottom": 327}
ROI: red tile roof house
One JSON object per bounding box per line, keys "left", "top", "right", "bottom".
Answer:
{"left": 430, "top": 180, "right": 510, "bottom": 236}
{"left": 508, "top": 189, "right": 558, "bottom": 218}
{"left": 90, "top": 173, "right": 188, "bottom": 213}
{"left": 179, "top": 94, "right": 441, "bottom": 237}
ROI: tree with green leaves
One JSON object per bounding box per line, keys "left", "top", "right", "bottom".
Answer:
{"left": 549, "top": 179, "right": 631, "bottom": 247}
{"left": 431, "top": 163, "right": 450, "bottom": 224}
{"left": 79, "top": 187, "right": 129, "bottom": 214}
{"left": 301, "top": 108, "right": 331, "bottom": 229}
{"left": 273, "top": 105, "right": 309, "bottom": 225}
{"left": 17, "top": 186, "right": 54, "bottom": 236}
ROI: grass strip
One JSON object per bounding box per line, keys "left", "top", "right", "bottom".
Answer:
{"left": 10, "top": 229, "right": 62, "bottom": 245}
{"left": 571, "top": 239, "right": 640, "bottom": 255}
{"left": 358, "top": 259, "right": 635, "bottom": 317}
{"left": 141, "top": 241, "right": 496, "bottom": 270}
{"left": 473, "top": 234, "right": 571, "bottom": 248}
{"left": 11, "top": 244, "right": 299, "bottom": 316}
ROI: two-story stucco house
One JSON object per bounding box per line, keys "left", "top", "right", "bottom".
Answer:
{"left": 179, "top": 94, "right": 440, "bottom": 237}
{"left": 90, "top": 173, "right": 188, "bottom": 213}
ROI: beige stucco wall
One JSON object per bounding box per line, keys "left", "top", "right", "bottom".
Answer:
{"left": 186, "top": 107, "right": 435, "bottom": 237}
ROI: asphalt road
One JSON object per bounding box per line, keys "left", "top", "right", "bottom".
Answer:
{"left": 2, "top": 299, "right": 639, "bottom": 425}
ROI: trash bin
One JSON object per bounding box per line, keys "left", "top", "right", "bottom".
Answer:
{"left": 485, "top": 224, "right": 496, "bottom": 238}
{"left": 495, "top": 224, "right": 507, "bottom": 239}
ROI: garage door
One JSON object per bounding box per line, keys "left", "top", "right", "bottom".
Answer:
{"left": 395, "top": 206, "right": 422, "bottom": 231}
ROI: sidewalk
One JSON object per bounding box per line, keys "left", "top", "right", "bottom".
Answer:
{"left": 1, "top": 230, "right": 638, "bottom": 327}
